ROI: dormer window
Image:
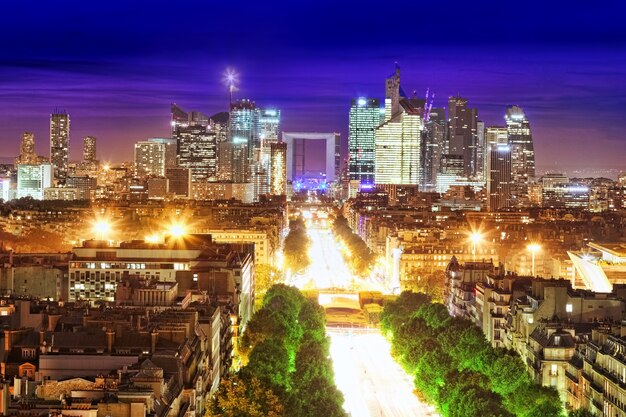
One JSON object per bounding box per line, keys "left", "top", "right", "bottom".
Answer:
{"left": 22, "top": 348, "right": 36, "bottom": 359}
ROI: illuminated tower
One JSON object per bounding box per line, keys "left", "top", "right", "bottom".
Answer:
{"left": 16, "top": 132, "right": 38, "bottom": 165}
{"left": 506, "top": 105, "right": 536, "bottom": 184}
{"left": 487, "top": 144, "right": 512, "bottom": 211}
{"left": 83, "top": 136, "right": 97, "bottom": 163}
{"left": 270, "top": 142, "right": 287, "bottom": 195}
{"left": 172, "top": 104, "right": 218, "bottom": 183}
{"left": 50, "top": 111, "right": 70, "bottom": 182}
{"left": 421, "top": 108, "right": 446, "bottom": 190}
{"left": 349, "top": 97, "right": 380, "bottom": 185}
{"left": 134, "top": 141, "right": 165, "bottom": 178}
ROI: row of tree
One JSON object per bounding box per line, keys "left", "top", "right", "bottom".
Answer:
{"left": 332, "top": 215, "right": 375, "bottom": 276}
{"left": 283, "top": 218, "right": 311, "bottom": 273}
{"left": 381, "top": 292, "right": 565, "bottom": 417}
{"left": 206, "top": 284, "right": 346, "bottom": 417}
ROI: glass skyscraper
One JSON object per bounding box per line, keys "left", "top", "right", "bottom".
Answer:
{"left": 349, "top": 97, "right": 380, "bottom": 184}
{"left": 505, "top": 105, "right": 535, "bottom": 182}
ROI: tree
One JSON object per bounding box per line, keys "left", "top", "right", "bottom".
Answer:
{"left": 255, "top": 264, "right": 281, "bottom": 294}
{"left": 206, "top": 375, "right": 285, "bottom": 417}
{"left": 243, "top": 339, "right": 292, "bottom": 390}
{"left": 568, "top": 409, "right": 594, "bottom": 417}
{"left": 283, "top": 218, "right": 311, "bottom": 273}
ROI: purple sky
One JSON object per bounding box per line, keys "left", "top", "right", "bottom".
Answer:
{"left": 1, "top": 1, "right": 626, "bottom": 175}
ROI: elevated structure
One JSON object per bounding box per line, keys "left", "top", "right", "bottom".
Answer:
{"left": 282, "top": 132, "right": 340, "bottom": 183}
{"left": 568, "top": 242, "right": 626, "bottom": 292}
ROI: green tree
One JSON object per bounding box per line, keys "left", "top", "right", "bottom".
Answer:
{"left": 243, "top": 338, "right": 292, "bottom": 390}
{"left": 206, "top": 375, "right": 285, "bottom": 417}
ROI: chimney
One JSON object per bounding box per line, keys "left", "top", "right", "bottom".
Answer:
{"left": 106, "top": 328, "right": 115, "bottom": 353}
{"left": 150, "top": 329, "right": 159, "bottom": 354}
{"left": 39, "top": 330, "right": 45, "bottom": 346}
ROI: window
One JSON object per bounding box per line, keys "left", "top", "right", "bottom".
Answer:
{"left": 550, "top": 364, "right": 558, "bottom": 376}
{"left": 566, "top": 303, "right": 573, "bottom": 313}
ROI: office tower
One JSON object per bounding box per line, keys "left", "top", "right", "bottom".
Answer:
{"left": 487, "top": 144, "right": 512, "bottom": 211}
{"left": 475, "top": 121, "right": 485, "bottom": 181}
{"left": 252, "top": 108, "right": 281, "bottom": 199}
{"left": 165, "top": 167, "right": 191, "bottom": 198}
{"left": 17, "top": 163, "right": 53, "bottom": 200}
{"left": 230, "top": 99, "right": 257, "bottom": 147}
{"left": 66, "top": 175, "right": 97, "bottom": 200}
{"left": 50, "top": 111, "right": 70, "bottom": 182}
{"left": 148, "top": 138, "right": 177, "bottom": 168}
{"left": 506, "top": 105, "right": 536, "bottom": 184}
{"left": 420, "top": 107, "right": 446, "bottom": 190}
{"left": 171, "top": 105, "right": 218, "bottom": 183}
{"left": 440, "top": 154, "right": 465, "bottom": 175}
{"left": 134, "top": 141, "right": 165, "bottom": 178}
{"left": 16, "top": 132, "right": 38, "bottom": 165}
{"left": 447, "top": 97, "right": 478, "bottom": 178}
{"left": 375, "top": 67, "right": 424, "bottom": 185}
{"left": 270, "top": 142, "right": 287, "bottom": 195}
{"left": 83, "top": 136, "right": 97, "bottom": 163}
{"left": 349, "top": 97, "right": 380, "bottom": 185}
{"left": 484, "top": 126, "right": 508, "bottom": 179}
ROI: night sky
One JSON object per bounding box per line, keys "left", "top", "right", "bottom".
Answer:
{"left": 1, "top": 0, "right": 625, "bottom": 175}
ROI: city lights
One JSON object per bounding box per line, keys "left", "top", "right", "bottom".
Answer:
{"left": 168, "top": 223, "right": 187, "bottom": 238}
{"left": 92, "top": 219, "right": 111, "bottom": 240}
{"left": 469, "top": 232, "right": 483, "bottom": 261}
{"left": 527, "top": 243, "right": 541, "bottom": 276}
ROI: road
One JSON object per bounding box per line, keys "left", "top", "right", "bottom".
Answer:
{"left": 284, "top": 217, "right": 438, "bottom": 416}
{"left": 328, "top": 328, "right": 439, "bottom": 417}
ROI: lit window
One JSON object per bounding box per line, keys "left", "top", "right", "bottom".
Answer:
{"left": 550, "top": 364, "right": 558, "bottom": 376}
{"left": 566, "top": 303, "right": 573, "bottom": 313}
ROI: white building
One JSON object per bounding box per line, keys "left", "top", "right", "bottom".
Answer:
{"left": 17, "top": 164, "right": 53, "bottom": 200}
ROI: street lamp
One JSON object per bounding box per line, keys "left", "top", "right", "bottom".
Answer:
{"left": 470, "top": 232, "right": 483, "bottom": 261}
{"left": 93, "top": 220, "right": 111, "bottom": 240}
{"left": 168, "top": 223, "right": 187, "bottom": 239}
{"left": 527, "top": 243, "right": 541, "bottom": 276}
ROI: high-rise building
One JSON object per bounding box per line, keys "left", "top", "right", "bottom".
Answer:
{"left": 251, "top": 108, "right": 281, "bottom": 199}
{"left": 506, "top": 105, "right": 536, "bottom": 186}
{"left": 484, "top": 126, "right": 508, "bottom": 179}
{"left": 16, "top": 132, "right": 38, "bottom": 165}
{"left": 349, "top": 97, "right": 380, "bottom": 184}
{"left": 421, "top": 108, "right": 446, "bottom": 190}
{"left": 487, "top": 144, "right": 512, "bottom": 211}
{"left": 17, "top": 163, "right": 53, "bottom": 200}
{"left": 270, "top": 142, "right": 287, "bottom": 195}
{"left": 148, "top": 138, "right": 177, "bottom": 168}
{"left": 50, "top": 112, "right": 70, "bottom": 182}
{"left": 171, "top": 105, "right": 218, "bottom": 183}
{"left": 134, "top": 141, "right": 165, "bottom": 178}
{"left": 375, "top": 67, "right": 424, "bottom": 185}
{"left": 447, "top": 97, "right": 478, "bottom": 178}
{"left": 230, "top": 99, "right": 257, "bottom": 147}
{"left": 83, "top": 136, "right": 97, "bottom": 163}
{"left": 66, "top": 175, "right": 97, "bottom": 200}
{"left": 475, "top": 121, "right": 485, "bottom": 181}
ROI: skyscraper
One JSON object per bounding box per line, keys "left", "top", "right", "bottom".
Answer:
{"left": 375, "top": 67, "right": 424, "bottom": 185}
{"left": 16, "top": 132, "right": 38, "bottom": 165}
{"left": 252, "top": 108, "right": 281, "bottom": 199}
{"left": 134, "top": 141, "right": 165, "bottom": 178}
{"left": 505, "top": 105, "right": 536, "bottom": 185}
{"left": 349, "top": 97, "right": 380, "bottom": 185}
{"left": 484, "top": 126, "right": 508, "bottom": 180}
{"left": 420, "top": 108, "right": 446, "bottom": 190}
{"left": 172, "top": 104, "right": 218, "bottom": 183}
{"left": 50, "top": 111, "right": 70, "bottom": 182}
{"left": 487, "top": 144, "right": 512, "bottom": 211}
{"left": 447, "top": 97, "right": 478, "bottom": 178}
{"left": 270, "top": 142, "right": 287, "bottom": 195}
{"left": 83, "top": 136, "right": 97, "bottom": 163}
{"left": 148, "top": 138, "right": 177, "bottom": 168}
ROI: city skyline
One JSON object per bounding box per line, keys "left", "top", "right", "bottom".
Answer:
{"left": 1, "top": 2, "right": 625, "bottom": 175}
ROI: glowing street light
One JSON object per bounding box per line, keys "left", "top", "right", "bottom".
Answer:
{"left": 93, "top": 220, "right": 111, "bottom": 240}
{"left": 145, "top": 234, "right": 161, "bottom": 244}
{"left": 527, "top": 243, "right": 541, "bottom": 276}
{"left": 469, "top": 232, "right": 483, "bottom": 261}
{"left": 168, "top": 223, "right": 187, "bottom": 239}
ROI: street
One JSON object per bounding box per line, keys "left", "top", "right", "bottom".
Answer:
{"left": 328, "top": 328, "right": 439, "bottom": 417}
